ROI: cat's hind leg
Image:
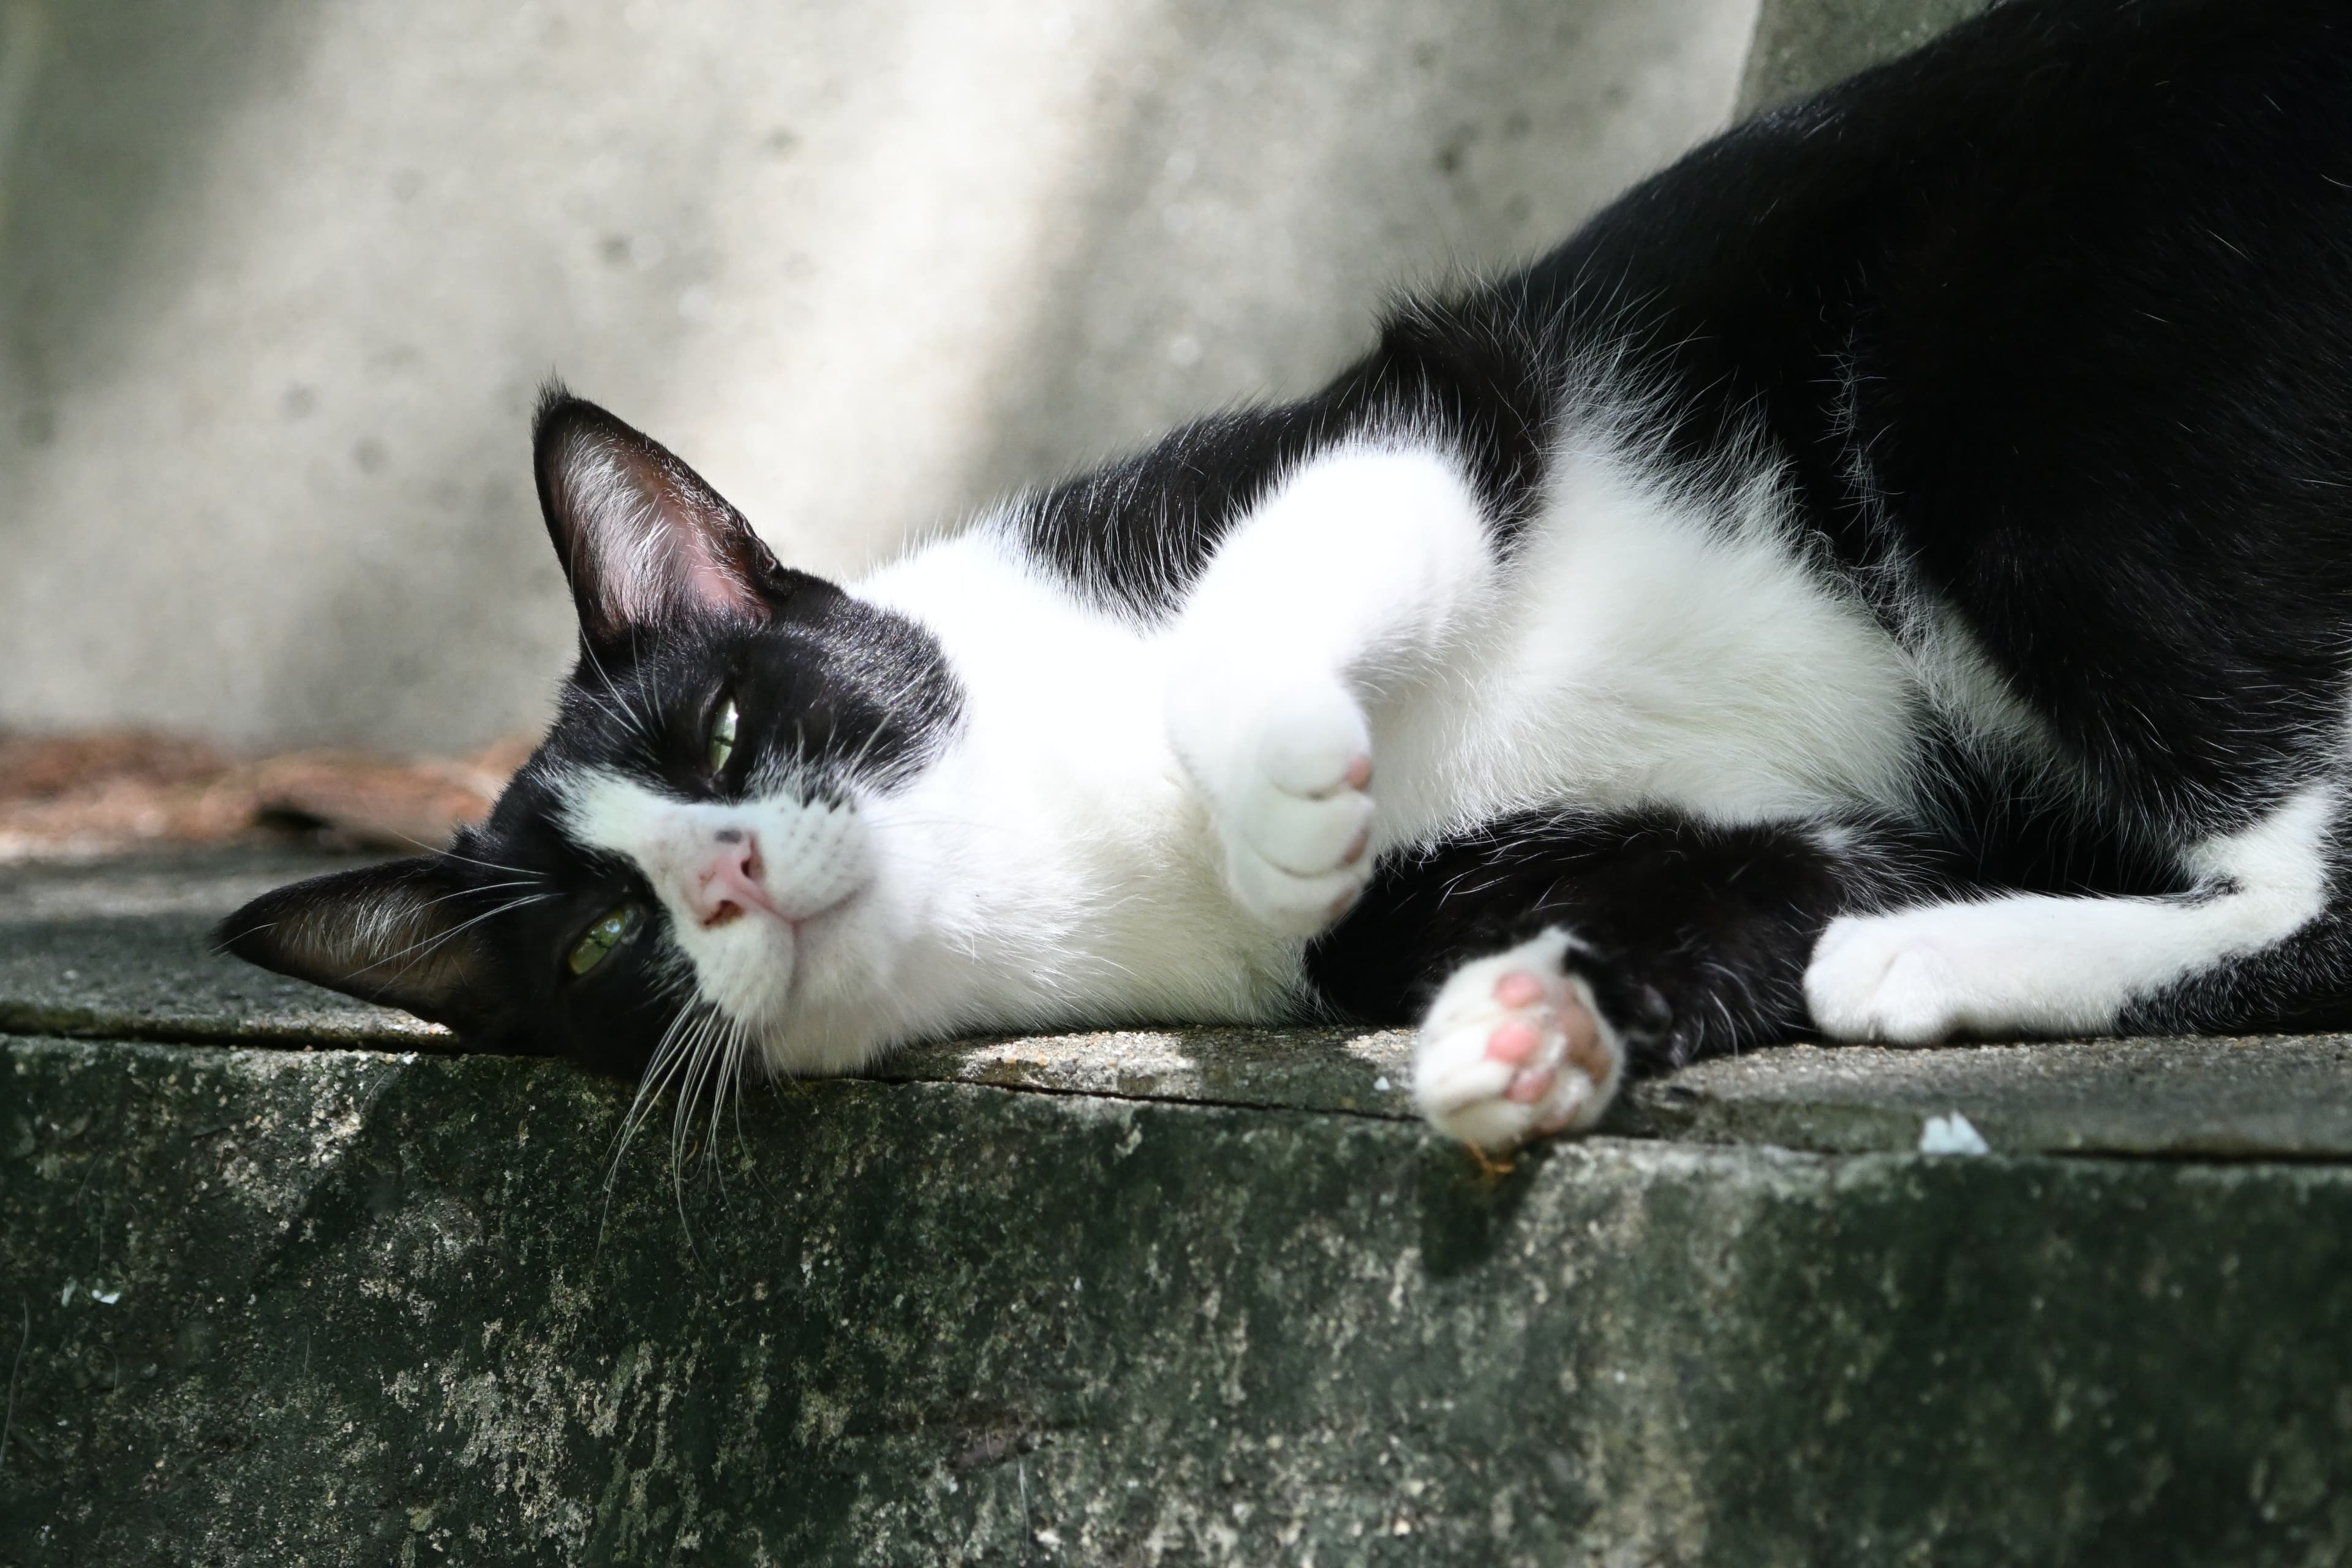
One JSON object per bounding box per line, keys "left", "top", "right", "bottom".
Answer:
{"left": 1806, "top": 782, "right": 2339, "bottom": 1042}
{"left": 1310, "top": 809, "right": 1931, "bottom": 1148}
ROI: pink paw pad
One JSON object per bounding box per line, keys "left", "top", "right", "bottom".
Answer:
{"left": 1484, "top": 1020, "right": 1540, "bottom": 1064}
{"left": 1493, "top": 971, "right": 1547, "bottom": 1009}
{"left": 1483, "top": 969, "right": 1565, "bottom": 1101}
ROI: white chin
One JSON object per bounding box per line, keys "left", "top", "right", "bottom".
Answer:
{"left": 685, "top": 917, "right": 799, "bottom": 1032}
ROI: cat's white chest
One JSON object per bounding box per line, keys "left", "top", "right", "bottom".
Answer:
{"left": 861, "top": 535, "right": 1303, "bottom": 1027}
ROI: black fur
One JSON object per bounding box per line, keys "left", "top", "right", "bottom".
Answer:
{"left": 1013, "top": 292, "right": 1561, "bottom": 619}
{"left": 1308, "top": 812, "right": 1940, "bottom": 1071}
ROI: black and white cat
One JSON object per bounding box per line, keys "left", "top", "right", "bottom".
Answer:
{"left": 222, "top": 0, "right": 2352, "bottom": 1151}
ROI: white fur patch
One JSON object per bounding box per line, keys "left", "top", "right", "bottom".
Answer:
{"left": 843, "top": 529, "right": 1307, "bottom": 1060}
{"left": 1164, "top": 444, "right": 1494, "bottom": 929}
{"left": 1363, "top": 432, "right": 1921, "bottom": 848}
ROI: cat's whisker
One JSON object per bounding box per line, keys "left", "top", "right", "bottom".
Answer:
{"left": 723, "top": 1017, "right": 764, "bottom": 1182}
{"left": 701, "top": 1015, "right": 753, "bottom": 1199}
{"left": 675, "top": 1007, "right": 741, "bottom": 1212}
{"left": 346, "top": 891, "right": 555, "bottom": 983}
{"left": 407, "top": 878, "right": 545, "bottom": 912}
{"left": 386, "top": 835, "right": 548, "bottom": 884}
{"left": 587, "top": 677, "right": 660, "bottom": 755}
{"left": 605, "top": 1001, "right": 707, "bottom": 1205}
{"left": 835, "top": 712, "right": 895, "bottom": 786}
{"left": 669, "top": 1007, "right": 726, "bottom": 1193}
{"left": 576, "top": 630, "right": 662, "bottom": 753}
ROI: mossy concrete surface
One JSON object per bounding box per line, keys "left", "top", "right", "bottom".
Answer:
{"left": 9, "top": 848, "right": 2352, "bottom": 1563}
{"left": 13, "top": 1035, "right": 2352, "bottom": 1567}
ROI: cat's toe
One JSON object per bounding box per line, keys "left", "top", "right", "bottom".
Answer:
{"left": 1234, "top": 770, "right": 1375, "bottom": 876}
{"left": 1256, "top": 694, "right": 1374, "bottom": 801}
{"left": 1225, "top": 848, "right": 1371, "bottom": 937}
{"left": 1202, "top": 682, "right": 1379, "bottom": 935}
{"left": 1414, "top": 929, "right": 1624, "bottom": 1150}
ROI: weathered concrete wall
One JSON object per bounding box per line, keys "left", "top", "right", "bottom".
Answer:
{"left": 12, "top": 1034, "right": 2352, "bottom": 1566}
{"left": 0, "top": 0, "right": 1755, "bottom": 753}
{"left": 1736, "top": 0, "right": 1993, "bottom": 113}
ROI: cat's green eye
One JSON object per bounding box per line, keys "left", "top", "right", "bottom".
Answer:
{"left": 707, "top": 696, "right": 738, "bottom": 774}
{"left": 565, "top": 903, "right": 641, "bottom": 977}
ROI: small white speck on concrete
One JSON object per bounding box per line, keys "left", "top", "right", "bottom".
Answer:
{"left": 1373, "top": 1077, "right": 1392, "bottom": 1091}
{"left": 1919, "top": 1111, "right": 1991, "bottom": 1156}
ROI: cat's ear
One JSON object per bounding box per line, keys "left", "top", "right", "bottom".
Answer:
{"left": 532, "top": 387, "right": 787, "bottom": 641}
{"left": 214, "top": 858, "right": 503, "bottom": 1035}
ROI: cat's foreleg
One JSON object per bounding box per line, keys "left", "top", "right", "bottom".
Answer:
{"left": 1308, "top": 810, "right": 1929, "bottom": 1148}
{"left": 1163, "top": 445, "right": 1498, "bottom": 936}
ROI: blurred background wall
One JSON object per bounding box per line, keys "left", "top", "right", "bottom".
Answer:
{"left": 0, "top": 0, "right": 1762, "bottom": 755}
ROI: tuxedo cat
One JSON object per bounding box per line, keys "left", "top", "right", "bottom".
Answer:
{"left": 222, "top": 0, "right": 2352, "bottom": 1151}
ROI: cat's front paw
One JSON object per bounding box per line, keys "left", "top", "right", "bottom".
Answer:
{"left": 1170, "top": 676, "right": 1378, "bottom": 937}
{"left": 1414, "top": 929, "right": 1624, "bottom": 1150}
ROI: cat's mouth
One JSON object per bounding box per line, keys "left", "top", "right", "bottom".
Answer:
{"left": 701, "top": 882, "right": 858, "bottom": 941}
{"left": 774, "top": 884, "right": 864, "bottom": 953}
{"left": 782, "top": 888, "right": 858, "bottom": 941}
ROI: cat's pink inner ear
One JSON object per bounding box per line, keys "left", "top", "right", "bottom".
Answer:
{"left": 668, "top": 502, "right": 771, "bottom": 624}
{"left": 537, "top": 396, "right": 777, "bottom": 638}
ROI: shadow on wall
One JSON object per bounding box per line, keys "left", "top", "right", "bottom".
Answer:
{"left": 0, "top": 0, "right": 287, "bottom": 421}
{"left": 0, "top": 0, "right": 1758, "bottom": 756}
{"left": 0, "top": 1, "right": 753, "bottom": 754}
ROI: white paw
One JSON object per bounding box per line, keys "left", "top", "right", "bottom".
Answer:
{"left": 1413, "top": 929, "right": 1624, "bottom": 1150}
{"left": 1804, "top": 900, "right": 2128, "bottom": 1044}
{"left": 1170, "top": 676, "right": 1377, "bottom": 937}
{"left": 1804, "top": 913, "right": 1971, "bottom": 1043}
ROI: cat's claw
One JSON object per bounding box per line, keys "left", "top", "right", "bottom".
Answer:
{"left": 1414, "top": 929, "right": 1624, "bottom": 1149}
{"left": 1177, "top": 679, "right": 1378, "bottom": 937}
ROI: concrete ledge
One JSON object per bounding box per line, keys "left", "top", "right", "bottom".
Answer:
{"left": 8, "top": 850, "right": 2352, "bottom": 1563}
{"left": 21, "top": 851, "right": 2352, "bottom": 1159}
{"left": 13, "top": 1035, "right": 2352, "bottom": 1565}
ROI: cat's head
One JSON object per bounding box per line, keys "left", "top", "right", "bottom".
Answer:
{"left": 216, "top": 390, "right": 962, "bottom": 1079}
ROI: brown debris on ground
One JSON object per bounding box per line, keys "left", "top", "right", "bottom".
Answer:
{"left": 0, "top": 730, "right": 533, "bottom": 864}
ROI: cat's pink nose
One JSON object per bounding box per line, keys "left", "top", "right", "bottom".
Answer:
{"left": 688, "top": 829, "right": 780, "bottom": 929}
